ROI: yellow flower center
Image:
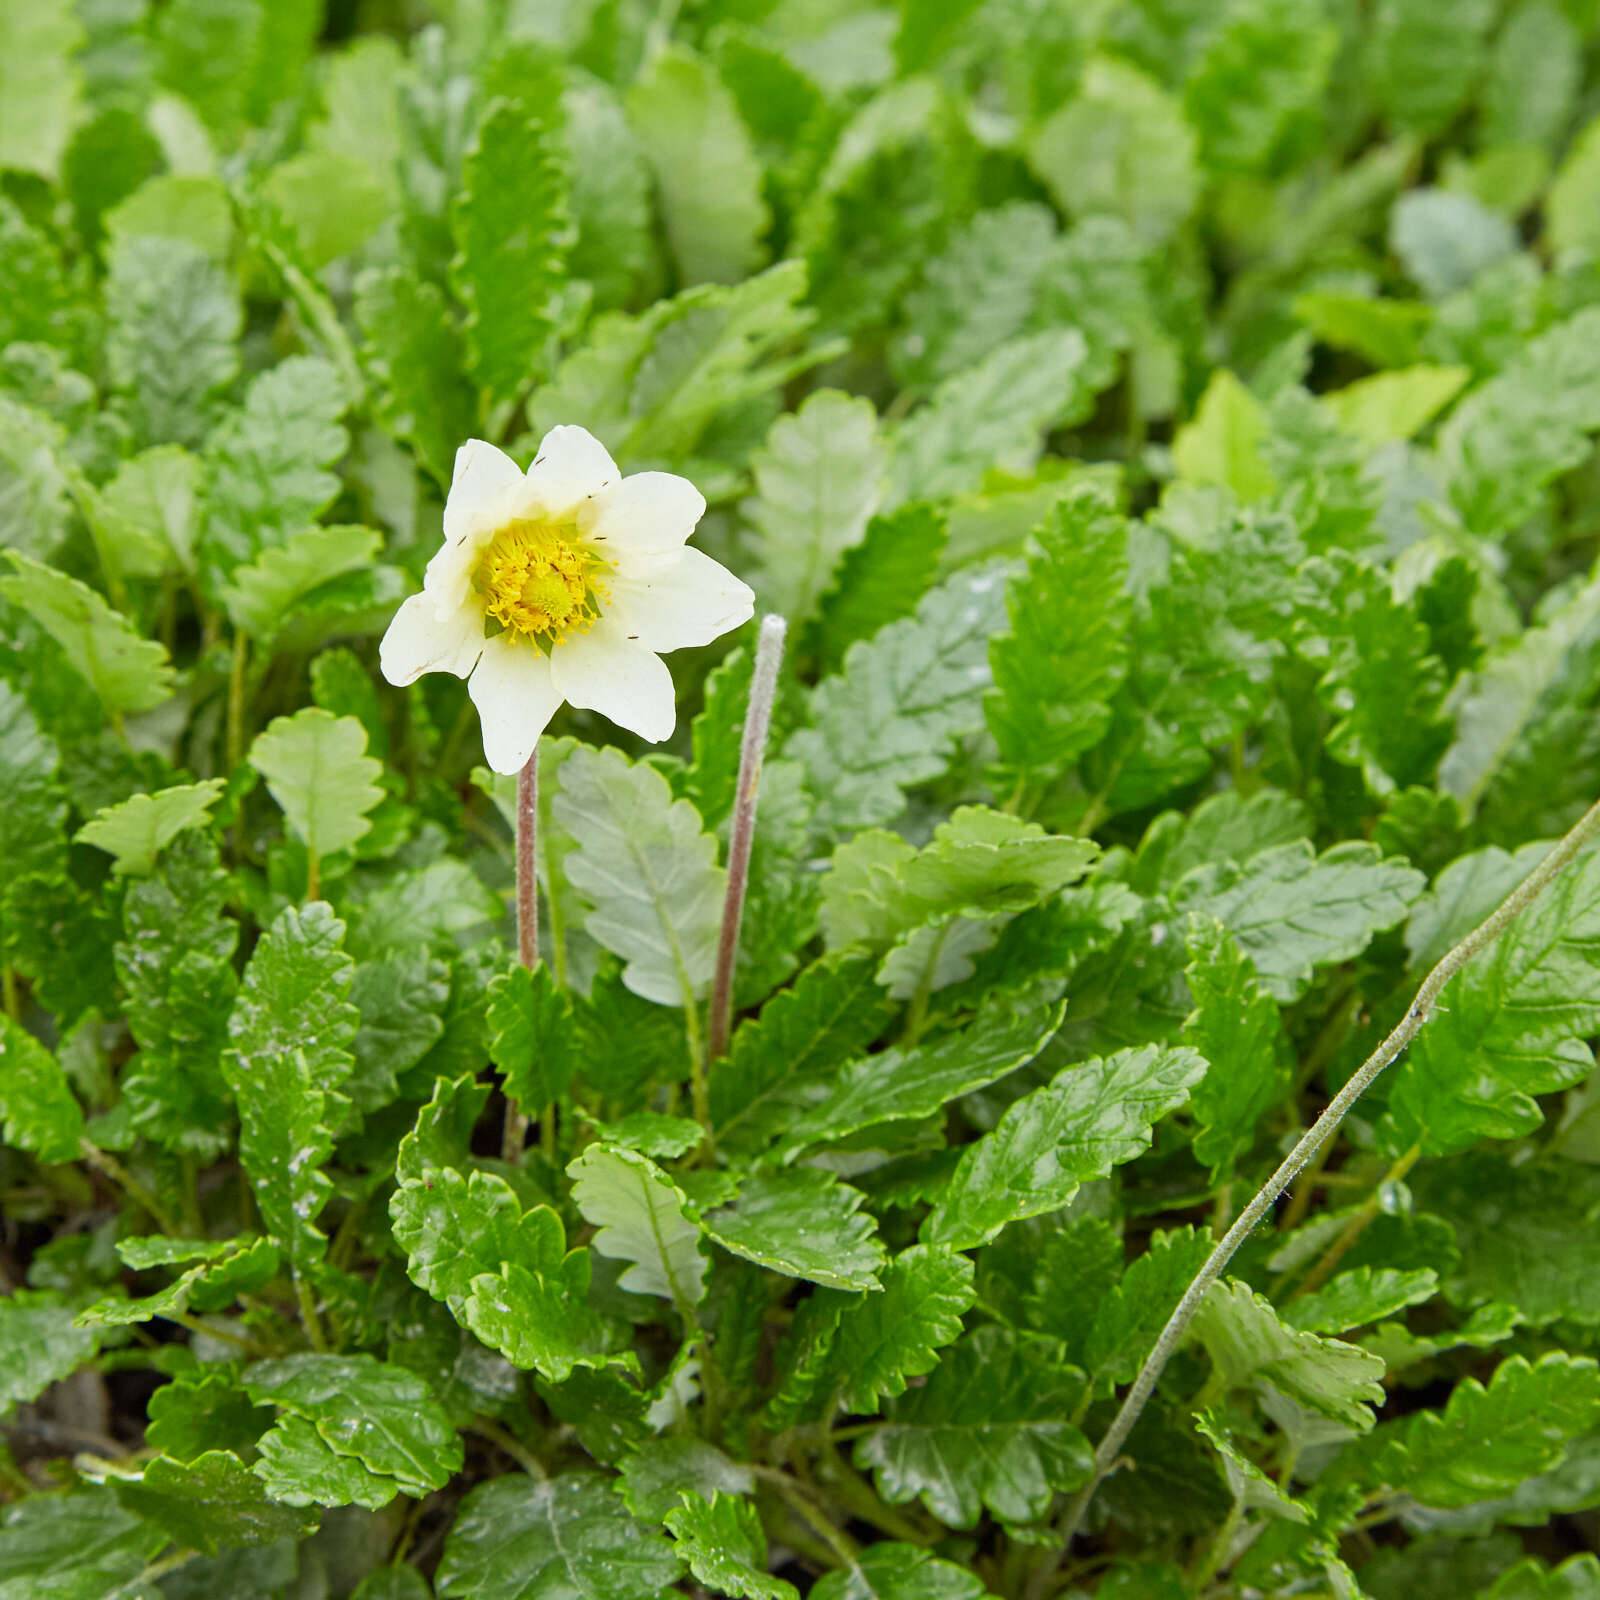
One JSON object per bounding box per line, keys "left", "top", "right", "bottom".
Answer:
{"left": 474, "top": 517, "right": 611, "bottom": 651}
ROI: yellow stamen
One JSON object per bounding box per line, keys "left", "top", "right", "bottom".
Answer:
{"left": 475, "top": 517, "right": 611, "bottom": 651}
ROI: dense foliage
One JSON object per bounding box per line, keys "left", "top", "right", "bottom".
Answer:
{"left": 8, "top": 0, "right": 1600, "bottom": 1596}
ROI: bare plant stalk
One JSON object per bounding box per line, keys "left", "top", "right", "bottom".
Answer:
{"left": 504, "top": 747, "right": 539, "bottom": 1160}
{"left": 1058, "top": 792, "right": 1600, "bottom": 1548}
{"left": 708, "top": 615, "right": 788, "bottom": 1065}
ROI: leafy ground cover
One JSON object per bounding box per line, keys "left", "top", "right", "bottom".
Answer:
{"left": 8, "top": 0, "right": 1600, "bottom": 1596}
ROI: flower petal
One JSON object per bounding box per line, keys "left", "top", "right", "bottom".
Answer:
{"left": 550, "top": 617, "right": 677, "bottom": 743}
{"left": 525, "top": 425, "right": 621, "bottom": 518}
{"left": 468, "top": 634, "right": 564, "bottom": 774}
{"left": 427, "top": 439, "right": 530, "bottom": 613}
{"left": 578, "top": 471, "right": 706, "bottom": 555}
{"left": 379, "top": 591, "right": 484, "bottom": 686}
{"left": 604, "top": 547, "right": 756, "bottom": 653}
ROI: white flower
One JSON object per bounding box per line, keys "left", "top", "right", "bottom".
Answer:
{"left": 380, "top": 426, "right": 754, "bottom": 773}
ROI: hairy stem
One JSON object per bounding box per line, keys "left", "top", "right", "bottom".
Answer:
{"left": 708, "top": 614, "right": 787, "bottom": 1065}
{"left": 504, "top": 748, "right": 539, "bottom": 1162}
{"left": 1058, "top": 791, "right": 1600, "bottom": 1547}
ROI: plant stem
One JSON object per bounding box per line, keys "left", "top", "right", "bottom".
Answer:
{"left": 1056, "top": 789, "right": 1600, "bottom": 1548}
{"left": 504, "top": 748, "right": 539, "bottom": 1162}
{"left": 1188, "top": 1496, "right": 1245, "bottom": 1591}
{"left": 1291, "top": 1143, "right": 1422, "bottom": 1300}
{"left": 708, "top": 615, "right": 787, "bottom": 1065}
{"left": 750, "top": 1465, "right": 857, "bottom": 1566}
{"left": 472, "top": 1417, "right": 548, "bottom": 1479}
{"left": 295, "top": 1271, "right": 328, "bottom": 1353}
{"left": 517, "top": 749, "right": 540, "bottom": 972}
{"left": 227, "top": 631, "right": 248, "bottom": 771}
{"left": 1, "top": 966, "right": 17, "bottom": 1021}
{"left": 79, "top": 1140, "right": 179, "bottom": 1235}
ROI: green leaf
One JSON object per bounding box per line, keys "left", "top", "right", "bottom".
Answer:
{"left": 923, "top": 1044, "right": 1206, "bottom": 1249}
{"left": 856, "top": 1326, "right": 1092, "bottom": 1529}
{"left": 0, "top": 1290, "right": 97, "bottom": 1409}
{"left": 1192, "top": 1412, "right": 1307, "bottom": 1523}
{"left": 486, "top": 960, "right": 580, "bottom": 1119}
{"left": 563, "top": 76, "right": 653, "bottom": 312}
{"left": 886, "top": 331, "right": 1091, "bottom": 509}
{"left": 145, "top": 1369, "right": 272, "bottom": 1463}
{"left": 1480, "top": 1557, "right": 1600, "bottom": 1600}
{"left": 75, "top": 779, "right": 225, "bottom": 877}
{"left": 218, "top": 525, "right": 382, "bottom": 642}
{"left": 244, "top": 1353, "right": 463, "bottom": 1497}
{"left": 1182, "top": 0, "right": 1334, "bottom": 174}
{"left": 254, "top": 1413, "right": 399, "bottom": 1510}
{"left": 0, "top": 1, "right": 82, "bottom": 179}
{"left": 1367, "top": 0, "right": 1495, "bottom": 136}
{"left": 1416, "top": 1154, "right": 1600, "bottom": 1327}
{"left": 776, "top": 984, "right": 1064, "bottom": 1159}
{"left": 1027, "top": 55, "right": 1198, "bottom": 246}
{"left": 1392, "top": 188, "right": 1517, "bottom": 301}
{"left": 807, "top": 503, "right": 949, "bottom": 676}
{"left": 530, "top": 261, "right": 817, "bottom": 463}
{"left": 0, "top": 1016, "right": 82, "bottom": 1164}
{"left": 552, "top": 744, "right": 725, "bottom": 1007}
{"left": 665, "top": 1492, "right": 796, "bottom": 1600}
{"left": 203, "top": 355, "right": 349, "bottom": 568}
{"left": 826, "top": 1243, "right": 976, "bottom": 1414}
{"left": 743, "top": 389, "right": 885, "bottom": 626}
{"left": 0, "top": 552, "right": 175, "bottom": 714}
{"left": 355, "top": 267, "right": 475, "bottom": 493}
{"left": 823, "top": 808, "right": 1098, "bottom": 956}
{"left": 1439, "top": 308, "right": 1600, "bottom": 537}
{"left": 1283, "top": 1266, "right": 1439, "bottom": 1336}
{"left": 810, "top": 1544, "right": 992, "bottom": 1600}
{"left": 986, "top": 488, "right": 1130, "bottom": 774}
{"left": 704, "top": 1169, "right": 885, "bottom": 1291}
{"left": 1191, "top": 1279, "right": 1386, "bottom": 1431}
{"left": 1085, "top": 505, "right": 1290, "bottom": 815}
{"left": 568, "top": 1143, "right": 708, "bottom": 1310}
{"left": 1382, "top": 851, "right": 1600, "bottom": 1156}
{"left": 1172, "top": 370, "right": 1275, "bottom": 501}
{"left": 1182, "top": 917, "right": 1289, "bottom": 1179}
{"left": 710, "top": 954, "right": 894, "bottom": 1158}
{"left": 786, "top": 564, "right": 1010, "bottom": 837}
{"left": 1437, "top": 571, "right": 1600, "bottom": 832}
{"left": 1081, "top": 1227, "right": 1215, "bottom": 1392}
{"left": 436, "top": 1473, "right": 682, "bottom": 1600}
{"left": 1323, "top": 365, "right": 1470, "bottom": 445}
{"left": 451, "top": 99, "right": 571, "bottom": 418}
{"left": 345, "top": 948, "right": 449, "bottom": 1112}
{"left": 893, "top": 201, "right": 1060, "bottom": 391}
{"left": 395, "top": 1073, "right": 491, "bottom": 1186}
{"left": 622, "top": 1440, "right": 754, "bottom": 1523}
{"left": 97, "top": 445, "right": 203, "bottom": 577}
{"left": 249, "top": 708, "right": 384, "bottom": 868}
{"left": 0, "top": 1489, "right": 164, "bottom": 1596}
{"left": 463, "top": 1254, "right": 613, "bottom": 1384}
{"left": 222, "top": 901, "right": 357, "bottom": 1263}
{"left": 390, "top": 1164, "right": 610, "bottom": 1382}
{"left": 117, "top": 833, "right": 239, "bottom": 1158}
{"left": 108, "top": 1450, "right": 316, "bottom": 1557}
{"left": 1171, "top": 840, "right": 1424, "bottom": 1003}
{"left": 1373, "top": 1354, "right": 1600, "bottom": 1508}
{"left": 78, "top": 1237, "right": 278, "bottom": 1329}
{"left": 104, "top": 233, "right": 241, "bottom": 449}
{"left": 389, "top": 1163, "right": 555, "bottom": 1315}
{"left": 628, "top": 45, "right": 768, "bottom": 288}
{"left": 1294, "top": 552, "right": 1452, "bottom": 794}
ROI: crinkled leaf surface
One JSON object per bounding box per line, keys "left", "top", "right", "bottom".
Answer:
{"left": 436, "top": 1472, "right": 682, "bottom": 1600}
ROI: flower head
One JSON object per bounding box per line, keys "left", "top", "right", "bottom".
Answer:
{"left": 380, "top": 426, "right": 754, "bottom": 773}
